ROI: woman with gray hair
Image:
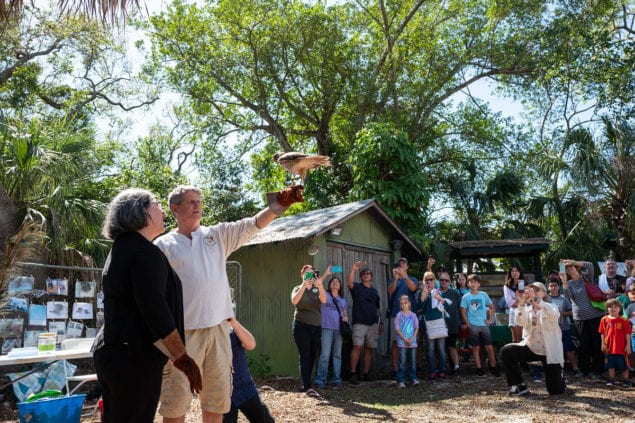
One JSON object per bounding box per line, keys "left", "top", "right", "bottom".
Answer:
{"left": 93, "top": 188, "right": 202, "bottom": 423}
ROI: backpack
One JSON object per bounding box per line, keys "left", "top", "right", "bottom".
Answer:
{"left": 584, "top": 280, "right": 605, "bottom": 302}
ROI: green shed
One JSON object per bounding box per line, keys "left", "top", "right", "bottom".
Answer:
{"left": 228, "top": 198, "right": 423, "bottom": 376}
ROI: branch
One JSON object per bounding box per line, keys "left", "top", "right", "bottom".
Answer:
{"left": 619, "top": 3, "right": 635, "bottom": 35}
{"left": 0, "top": 37, "right": 65, "bottom": 85}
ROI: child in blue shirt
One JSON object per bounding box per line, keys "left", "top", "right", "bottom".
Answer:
{"left": 394, "top": 295, "right": 419, "bottom": 388}
{"left": 223, "top": 318, "right": 274, "bottom": 423}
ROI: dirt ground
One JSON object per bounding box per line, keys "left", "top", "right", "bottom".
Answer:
{"left": 1, "top": 367, "right": 633, "bottom": 423}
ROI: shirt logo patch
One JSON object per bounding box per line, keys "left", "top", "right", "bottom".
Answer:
{"left": 204, "top": 234, "right": 216, "bottom": 246}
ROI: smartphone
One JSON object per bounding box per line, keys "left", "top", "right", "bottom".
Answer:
{"left": 304, "top": 271, "right": 314, "bottom": 281}
{"left": 331, "top": 266, "right": 342, "bottom": 273}
{"left": 518, "top": 279, "right": 525, "bottom": 291}
{"left": 559, "top": 262, "right": 566, "bottom": 274}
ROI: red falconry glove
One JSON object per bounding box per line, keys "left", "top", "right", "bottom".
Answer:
{"left": 267, "top": 185, "right": 304, "bottom": 215}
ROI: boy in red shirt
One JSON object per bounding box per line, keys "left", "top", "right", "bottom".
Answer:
{"left": 599, "top": 299, "right": 632, "bottom": 387}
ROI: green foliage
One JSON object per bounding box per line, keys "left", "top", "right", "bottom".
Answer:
{"left": 349, "top": 123, "right": 430, "bottom": 245}
{"left": 0, "top": 115, "right": 111, "bottom": 264}
{"left": 247, "top": 352, "right": 272, "bottom": 377}
{"left": 0, "top": 5, "right": 161, "bottom": 266}
{"left": 0, "top": 0, "right": 632, "bottom": 273}
{"left": 195, "top": 147, "right": 260, "bottom": 225}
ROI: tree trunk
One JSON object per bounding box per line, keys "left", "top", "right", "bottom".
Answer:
{"left": 0, "top": 183, "right": 23, "bottom": 250}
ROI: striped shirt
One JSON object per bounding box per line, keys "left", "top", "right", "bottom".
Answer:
{"left": 563, "top": 278, "right": 605, "bottom": 321}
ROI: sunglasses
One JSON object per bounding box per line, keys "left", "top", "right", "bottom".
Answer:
{"left": 439, "top": 278, "right": 451, "bottom": 282}
{"left": 424, "top": 278, "right": 435, "bottom": 282}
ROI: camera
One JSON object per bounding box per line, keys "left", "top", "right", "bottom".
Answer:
{"left": 314, "top": 270, "right": 320, "bottom": 278}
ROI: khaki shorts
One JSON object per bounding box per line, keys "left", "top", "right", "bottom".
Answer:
{"left": 159, "top": 321, "right": 232, "bottom": 417}
{"left": 352, "top": 323, "right": 379, "bottom": 348}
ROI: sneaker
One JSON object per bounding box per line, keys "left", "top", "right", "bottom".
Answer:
{"left": 428, "top": 372, "right": 436, "bottom": 381}
{"left": 622, "top": 380, "right": 632, "bottom": 388}
{"left": 349, "top": 373, "right": 360, "bottom": 385}
{"left": 574, "top": 370, "right": 585, "bottom": 378}
{"left": 532, "top": 375, "right": 543, "bottom": 383}
{"left": 437, "top": 372, "right": 446, "bottom": 380}
{"left": 397, "top": 382, "right": 406, "bottom": 389}
{"left": 509, "top": 383, "right": 529, "bottom": 396}
{"left": 489, "top": 367, "right": 501, "bottom": 377}
{"left": 589, "top": 373, "right": 602, "bottom": 381}
{"left": 606, "top": 379, "right": 614, "bottom": 386}
{"left": 411, "top": 378, "right": 420, "bottom": 386}
{"left": 476, "top": 368, "right": 486, "bottom": 377}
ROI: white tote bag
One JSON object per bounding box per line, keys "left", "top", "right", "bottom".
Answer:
{"left": 424, "top": 317, "right": 448, "bottom": 340}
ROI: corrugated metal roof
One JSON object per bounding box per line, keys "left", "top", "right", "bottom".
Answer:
{"left": 245, "top": 198, "right": 376, "bottom": 245}
{"left": 449, "top": 238, "right": 552, "bottom": 249}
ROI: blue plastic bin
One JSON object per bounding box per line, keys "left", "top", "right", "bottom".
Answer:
{"left": 18, "top": 394, "right": 85, "bottom": 423}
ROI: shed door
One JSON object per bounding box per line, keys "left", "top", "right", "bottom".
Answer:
{"left": 325, "top": 241, "right": 392, "bottom": 357}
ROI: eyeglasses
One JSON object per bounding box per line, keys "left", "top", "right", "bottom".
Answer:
{"left": 361, "top": 272, "right": 371, "bottom": 276}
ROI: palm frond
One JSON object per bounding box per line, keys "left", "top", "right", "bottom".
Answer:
{"left": 1, "top": 0, "right": 141, "bottom": 24}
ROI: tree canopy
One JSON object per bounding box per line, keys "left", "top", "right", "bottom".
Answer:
{"left": 1, "top": 0, "right": 634, "bottom": 272}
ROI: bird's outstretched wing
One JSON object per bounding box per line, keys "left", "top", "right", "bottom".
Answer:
{"left": 273, "top": 152, "right": 332, "bottom": 182}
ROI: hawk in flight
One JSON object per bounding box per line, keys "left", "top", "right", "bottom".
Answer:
{"left": 273, "top": 152, "right": 332, "bottom": 185}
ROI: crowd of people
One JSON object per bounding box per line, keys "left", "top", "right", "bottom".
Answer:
{"left": 94, "top": 184, "right": 634, "bottom": 421}
{"left": 287, "top": 257, "right": 634, "bottom": 399}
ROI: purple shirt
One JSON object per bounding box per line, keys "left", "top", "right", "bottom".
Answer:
{"left": 321, "top": 293, "right": 348, "bottom": 330}
{"left": 394, "top": 310, "right": 419, "bottom": 348}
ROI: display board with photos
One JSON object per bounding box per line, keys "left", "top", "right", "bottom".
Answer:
{"left": 0, "top": 271, "right": 101, "bottom": 354}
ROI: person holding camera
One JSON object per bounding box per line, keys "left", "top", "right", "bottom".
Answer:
{"left": 500, "top": 282, "right": 565, "bottom": 396}
{"left": 347, "top": 262, "right": 382, "bottom": 384}
{"left": 503, "top": 266, "right": 525, "bottom": 343}
{"left": 561, "top": 259, "right": 605, "bottom": 379}
{"left": 315, "top": 276, "right": 349, "bottom": 389}
{"left": 291, "top": 265, "right": 330, "bottom": 397}
{"left": 387, "top": 258, "right": 418, "bottom": 380}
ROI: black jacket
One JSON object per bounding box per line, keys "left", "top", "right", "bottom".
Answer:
{"left": 95, "top": 231, "right": 184, "bottom": 361}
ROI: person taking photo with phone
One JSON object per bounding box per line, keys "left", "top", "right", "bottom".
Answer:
{"left": 500, "top": 282, "right": 565, "bottom": 396}
{"left": 387, "top": 258, "right": 418, "bottom": 380}
{"left": 290, "top": 265, "right": 330, "bottom": 397}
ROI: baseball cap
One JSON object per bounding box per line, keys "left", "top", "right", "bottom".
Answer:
{"left": 397, "top": 257, "right": 408, "bottom": 265}
{"left": 529, "top": 282, "right": 547, "bottom": 293}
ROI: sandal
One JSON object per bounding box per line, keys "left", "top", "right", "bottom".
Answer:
{"left": 305, "top": 388, "right": 321, "bottom": 398}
